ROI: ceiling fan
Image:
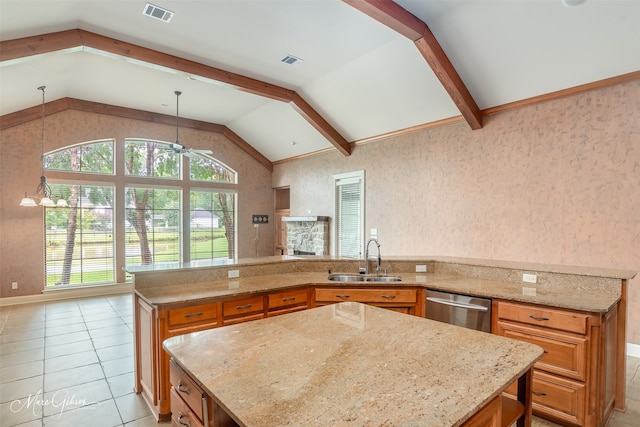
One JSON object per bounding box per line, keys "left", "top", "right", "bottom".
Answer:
{"left": 168, "top": 91, "right": 213, "bottom": 158}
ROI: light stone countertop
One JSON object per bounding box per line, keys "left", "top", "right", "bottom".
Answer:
{"left": 163, "top": 302, "right": 544, "bottom": 427}
{"left": 136, "top": 270, "right": 621, "bottom": 313}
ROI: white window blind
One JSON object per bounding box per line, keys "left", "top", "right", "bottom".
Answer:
{"left": 334, "top": 171, "right": 364, "bottom": 258}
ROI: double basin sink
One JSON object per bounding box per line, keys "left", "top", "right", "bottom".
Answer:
{"left": 328, "top": 273, "right": 402, "bottom": 283}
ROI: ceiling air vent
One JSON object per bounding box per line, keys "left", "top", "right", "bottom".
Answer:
{"left": 143, "top": 3, "right": 174, "bottom": 22}
{"left": 281, "top": 55, "right": 304, "bottom": 65}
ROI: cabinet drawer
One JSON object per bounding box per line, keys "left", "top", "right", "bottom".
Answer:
{"left": 168, "top": 303, "right": 217, "bottom": 328}
{"left": 223, "top": 296, "right": 264, "bottom": 317}
{"left": 531, "top": 371, "right": 586, "bottom": 426}
{"left": 315, "top": 288, "right": 417, "bottom": 303}
{"left": 170, "top": 387, "right": 204, "bottom": 427}
{"left": 268, "top": 288, "right": 308, "bottom": 310}
{"left": 169, "top": 359, "right": 205, "bottom": 422}
{"left": 499, "top": 321, "right": 587, "bottom": 381}
{"left": 497, "top": 301, "right": 589, "bottom": 335}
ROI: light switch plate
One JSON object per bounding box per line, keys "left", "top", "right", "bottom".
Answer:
{"left": 228, "top": 270, "right": 240, "bottom": 279}
{"left": 415, "top": 265, "right": 427, "bottom": 273}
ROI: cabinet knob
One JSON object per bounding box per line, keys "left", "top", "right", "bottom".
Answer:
{"left": 177, "top": 381, "right": 190, "bottom": 395}
{"left": 177, "top": 412, "right": 191, "bottom": 427}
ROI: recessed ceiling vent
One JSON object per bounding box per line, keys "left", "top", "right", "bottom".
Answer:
{"left": 143, "top": 3, "right": 174, "bottom": 22}
{"left": 281, "top": 55, "right": 304, "bottom": 65}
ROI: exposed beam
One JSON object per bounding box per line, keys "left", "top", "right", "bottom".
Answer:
{"left": 342, "top": 0, "right": 482, "bottom": 130}
{"left": 0, "top": 98, "right": 273, "bottom": 172}
{"left": 1, "top": 29, "right": 351, "bottom": 157}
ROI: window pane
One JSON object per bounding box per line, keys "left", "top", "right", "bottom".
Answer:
{"left": 335, "top": 172, "right": 364, "bottom": 258}
{"left": 124, "top": 140, "right": 179, "bottom": 178}
{"left": 45, "top": 184, "right": 115, "bottom": 286}
{"left": 125, "top": 187, "right": 181, "bottom": 266}
{"left": 45, "top": 139, "right": 114, "bottom": 174}
{"left": 190, "top": 190, "right": 235, "bottom": 260}
{"left": 190, "top": 155, "right": 236, "bottom": 183}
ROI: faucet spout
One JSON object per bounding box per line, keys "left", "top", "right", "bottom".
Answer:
{"left": 364, "top": 238, "right": 381, "bottom": 275}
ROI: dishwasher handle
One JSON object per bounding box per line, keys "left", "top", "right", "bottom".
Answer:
{"left": 426, "top": 297, "right": 489, "bottom": 312}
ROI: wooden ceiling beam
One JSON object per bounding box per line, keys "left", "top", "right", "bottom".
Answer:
{"left": 1, "top": 29, "right": 351, "bottom": 157}
{"left": 343, "top": 0, "right": 482, "bottom": 130}
{"left": 0, "top": 97, "right": 274, "bottom": 172}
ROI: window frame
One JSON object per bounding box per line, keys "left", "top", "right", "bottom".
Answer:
{"left": 333, "top": 170, "right": 365, "bottom": 258}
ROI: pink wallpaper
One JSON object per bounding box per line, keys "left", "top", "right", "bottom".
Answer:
{"left": 273, "top": 80, "right": 640, "bottom": 343}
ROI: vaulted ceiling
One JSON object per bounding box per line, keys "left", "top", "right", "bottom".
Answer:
{"left": 1, "top": 0, "right": 638, "bottom": 169}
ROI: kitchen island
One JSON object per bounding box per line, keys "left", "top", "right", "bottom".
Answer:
{"left": 163, "top": 302, "right": 544, "bottom": 427}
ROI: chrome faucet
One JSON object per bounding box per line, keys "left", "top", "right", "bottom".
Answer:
{"left": 364, "top": 238, "right": 381, "bottom": 275}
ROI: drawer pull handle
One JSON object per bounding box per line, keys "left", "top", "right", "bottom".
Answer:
{"left": 236, "top": 304, "right": 252, "bottom": 310}
{"left": 177, "top": 381, "right": 190, "bottom": 395}
{"left": 543, "top": 349, "right": 549, "bottom": 354}
{"left": 529, "top": 314, "right": 550, "bottom": 321}
{"left": 282, "top": 297, "right": 296, "bottom": 302}
{"left": 335, "top": 294, "right": 351, "bottom": 299}
{"left": 533, "top": 391, "right": 548, "bottom": 396}
{"left": 177, "top": 412, "right": 191, "bottom": 427}
{"left": 381, "top": 295, "right": 396, "bottom": 299}
{"left": 184, "top": 312, "right": 203, "bottom": 318}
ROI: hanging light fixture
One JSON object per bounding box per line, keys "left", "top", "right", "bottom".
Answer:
{"left": 19, "top": 86, "right": 68, "bottom": 208}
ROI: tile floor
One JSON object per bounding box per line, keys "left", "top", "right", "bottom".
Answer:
{"left": 1, "top": 294, "right": 639, "bottom": 427}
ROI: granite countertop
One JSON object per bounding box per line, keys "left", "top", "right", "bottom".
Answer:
{"left": 164, "top": 302, "right": 544, "bottom": 427}
{"left": 136, "top": 270, "right": 621, "bottom": 313}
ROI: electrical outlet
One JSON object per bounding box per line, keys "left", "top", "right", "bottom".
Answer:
{"left": 522, "top": 287, "right": 537, "bottom": 296}
{"left": 523, "top": 273, "right": 537, "bottom": 284}
{"left": 370, "top": 228, "right": 378, "bottom": 240}
{"left": 252, "top": 215, "right": 269, "bottom": 224}
{"left": 415, "top": 265, "right": 427, "bottom": 273}
{"left": 228, "top": 270, "right": 240, "bottom": 279}
{"left": 11, "top": 281, "right": 18, "bottom": 290}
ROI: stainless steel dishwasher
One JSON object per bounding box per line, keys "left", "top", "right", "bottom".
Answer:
{"left": 425, "top": 289, "right": 492, "bottom": 333}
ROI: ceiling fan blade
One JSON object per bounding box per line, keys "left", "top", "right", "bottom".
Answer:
{"left": 190, "top": 149, "right": 213, "bottom": 154}
{"left": 183, "top": 151, "right": 195, "bottom": 159}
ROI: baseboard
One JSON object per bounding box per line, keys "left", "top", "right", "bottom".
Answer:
{"left": 0, "top": 283, "right": 133, "bottom": 307}
{"left": 628, "top": 343, "right": 640, "bottom": 359}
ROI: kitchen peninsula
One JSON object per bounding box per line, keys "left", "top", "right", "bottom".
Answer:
{"left": 163, "top": 302, "right": 544, "bottom": 427}
{"left": 131, "top": 256, "right": 635, "bottom": 426}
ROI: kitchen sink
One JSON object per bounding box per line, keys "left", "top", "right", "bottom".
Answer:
{"left": 328, "top": 274, "right": 365, "bottom": 282}
{"left": 328, "top": 274, "right": 402, "bottom": 282}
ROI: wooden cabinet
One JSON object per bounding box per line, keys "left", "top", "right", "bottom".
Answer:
{"left": 494, "top": 300, "right": 618, "bottom": 427}
{"left": 222, "top": 295, "right": 265, "bottom": 325}
{"left": 170, "top": 359, "right": 238, "bottom": 427}
{"left": 314, "top": 287, "right": 422, "bottom": 316}
{"left": 267, "top": 287, "right": 309, "bottom": 316}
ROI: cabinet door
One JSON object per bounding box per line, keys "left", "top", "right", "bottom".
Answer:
{"left": 136, "top": 296, "right": 157, "bottom": 405}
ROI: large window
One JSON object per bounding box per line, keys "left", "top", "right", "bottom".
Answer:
{"left": 334, "top": 171, "right": 365, "bottom": 258}
{"left": 42, "top": 139, "right": 237, "bottom": 288}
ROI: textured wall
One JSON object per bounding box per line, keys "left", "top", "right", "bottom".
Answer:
{"left": 273, "top": 81, "right": 640, "bottom": 343}
{"left": 0, "top": 110, "right": 274, "bottom": 297}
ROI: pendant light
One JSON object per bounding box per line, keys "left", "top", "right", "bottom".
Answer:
{"left": 19, "top": 86, "right": 68, "bottom": 208}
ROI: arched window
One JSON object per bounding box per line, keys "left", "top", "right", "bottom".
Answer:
{"left": 43, "top": 139, "right": 236, "bottom": 288}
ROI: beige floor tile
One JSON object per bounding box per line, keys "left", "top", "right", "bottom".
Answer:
{"left": 44, "top": 339, "right": 95, "bottom": 360}
{"left": 96, "top": 343, "right": 134, "bottom": 363}
{"left": 114, "top": 393, "right": 152, "bottom": 424}
{"left": 92, "top": 333, "right": 133, "bottom": 350}
{"left": 107, "top": 372, "right": 136, "bottom": 398}
{"left": 44, "top": 322, "right": 87, "bottom": 337}
{"left": 0, "top": 329, "right": 45, "bottom": 344}
{"left": 42, "top": 398, "right": 121, "bottom": 427}
{"left": 0, "top": 375, "right": 43, "bottom": 404}
{"left": 1, "top": 392, "right": 43, "bottom": 426}
{"left": 124, "top": 414, "right": 170, "bottom": 426}
{"left": 102, "top": 356, "right": 134, "bottom": 378}
{"left": 86, "top": 318, "right": 126, "bottom": 330}
{"left": 0, "top": 338, "right": 44, "bottom": 356}
{"left": 0, "top": 360, "right": 43, "bottom": 384}
{"left": 89, "top": 324, "right": 132, "bottom": 339}
{"left": 43, "top": 363, "right": 104, "bottom": 392}
{"left": 44, "top": 315, "right": 85, "bottom": 328}
{"left": 0, "top": 347, "right": 45, "bottom": 368}
{"left": 44, "top": 350, "right": 99, "bottom": 374}
{"left": 44, "top": 331, "right": 90, "bottom": 347}
{"left": 42, "top": 378, "right": 112, "bottom": 417}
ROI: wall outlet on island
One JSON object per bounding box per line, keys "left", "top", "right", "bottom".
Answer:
{"left": 228, "top": 270, "right": 240, "bottom": 279}
{"left": 416, "top": 265, "right": 427, "bottom": 273}
{"left": 11, "top": 281, "right": 18, "bottom": 290}
{"left": 523, "top": 273, "right": 537, "bottom": 284}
